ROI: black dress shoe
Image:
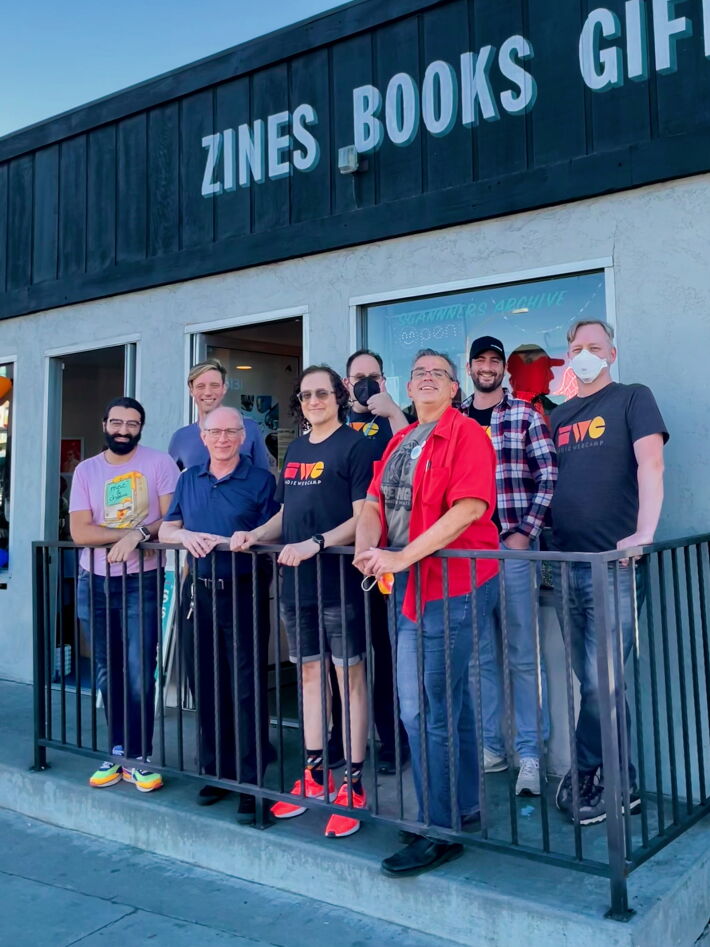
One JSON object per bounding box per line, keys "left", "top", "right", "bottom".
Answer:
{"left": 398, "top": 812, "right": 479, "bottom": 845}
{"left": 197, "top": 785, "right": 231, "bottom": 806}
{"left": 235, "top": 793, "right": 256, "bottom": 824}
{"left": 382, "top": 836, "right": 464, "bottom": 877}
{"left": 377, "top": 744, "right": 411, "bottom": 775}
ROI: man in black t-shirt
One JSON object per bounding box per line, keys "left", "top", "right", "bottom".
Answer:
{"left": 342, "top": 349, "right": 410, "bottom": 774}
{"left": 230, "top": 364, "right": 373, "bottom": 840}
{"left": 550, "top": 319, "right": 668, "bottom": 827}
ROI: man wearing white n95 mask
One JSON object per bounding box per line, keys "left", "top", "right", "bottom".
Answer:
{"left": 550, "top": 319, "right": 668, "bottom": 827}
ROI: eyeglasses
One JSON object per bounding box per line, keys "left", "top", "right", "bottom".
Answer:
{"left": 297, "top": 389, "right": 334, "bottom": 403}
{"left": 106, "top": 419, "right": 141, "bottom": 432}
{"left": 203, "top": 427, "right": 244, "bottom": 439}
{"left": 410, "top": 368, "right": 454, "bottom": 381}
{"left": 349, "top": 373, "right": 384, "bottom": 383}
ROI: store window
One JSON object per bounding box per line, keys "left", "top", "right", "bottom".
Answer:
{"left": 0, "top": 363, "right": 13, "bottom": 572}
{"left": 363, "top": 271, "right": 607, "bottom": 409}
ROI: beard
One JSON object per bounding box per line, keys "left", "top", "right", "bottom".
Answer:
{"left": 472, "top": 374, "right": 503, "bottom": 393}
{"left": 104, "top": 431, "right": 141, "bottom": 455}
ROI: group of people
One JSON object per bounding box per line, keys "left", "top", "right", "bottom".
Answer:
{"left": 69, "top": 317, "right": 668, "bottom": 878}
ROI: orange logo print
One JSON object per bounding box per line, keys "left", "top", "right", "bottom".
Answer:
{"left": 284, "top": 461, "right": 325, "bottom": 480}
{"left": 557, "top": 416, "right": 605, "bottom": 447}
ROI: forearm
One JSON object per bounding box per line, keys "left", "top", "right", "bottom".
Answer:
{"left": 70, "top": 524, "right": 138, "bottom": 546}
{"left": 398, "top": 500, "right": 487, "bottom": 568}
{"left": 387, "top": 405, "right": 409, "bottom": 434}
{"left": 322, "top": 516, "right": 358, "bottom": 548}
{"left": 355, "top": 501, "right": 383, "bottom": 553}
{"left": 251, "top": 509, "right": 283, "bottom": 543}
{"left": 636, "top": 462, "right": 664, "bottom": 539}
{"left": 158, "top": 521, "right": 185, "bottom": 544}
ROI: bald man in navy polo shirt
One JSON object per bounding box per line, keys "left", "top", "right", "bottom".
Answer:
{"left": 160, "top": 405, "right": 278, "bottom": 823}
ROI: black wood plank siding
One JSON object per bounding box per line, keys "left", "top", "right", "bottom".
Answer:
{"left": 1, "top": 0, "right": 710, "bottom": 321}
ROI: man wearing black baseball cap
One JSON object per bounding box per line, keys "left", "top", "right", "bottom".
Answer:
{"left": 460, "top": 336, "right": 557, "bottom": 796}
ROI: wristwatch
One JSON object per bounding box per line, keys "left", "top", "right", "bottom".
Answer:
{"left": 311, "top": 534, "right": 325, "bottom": 552}
{"left": 136, "top": 526, "right": 151, "bottom": 541}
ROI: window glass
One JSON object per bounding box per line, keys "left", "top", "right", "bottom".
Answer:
{"left": 364, "top": 272, "right": 606, "bottom": 408}
{"left": 0, "top": 364, "right": 13, "bottom": 571}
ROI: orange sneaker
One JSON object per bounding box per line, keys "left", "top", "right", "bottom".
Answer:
{"left": 324, "top": 782, "right": 367, "bottom": 838}
{"left": 270, "top": 768, "right": 336, "bottom": 819}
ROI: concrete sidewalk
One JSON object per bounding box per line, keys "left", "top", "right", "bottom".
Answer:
{"left": 2, "top": 677, "right": 710, "bottom": 946}
{"left": 0, "top": 807, "right": 453, "bottom": 946}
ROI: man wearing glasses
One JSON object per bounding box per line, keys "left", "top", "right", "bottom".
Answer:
{"left": 169, "top": 359, "right": 270, "bottom": 472}
{"left": 340, "top": 349, "right": 410, "bottom": 775}
{"left": 70, "top": 397, "right": 179, "bottom": 793}
{"left": 231, "top": 365, "right": 373, "bottom": 839}
{"left": 159, "top": 405, "right": 278, "bottom": 823}
{"left": 355, "top": 349, "right": 499, "bottom": 876}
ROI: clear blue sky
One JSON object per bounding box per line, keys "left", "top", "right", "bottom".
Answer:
{"left": 0, "top": 0, "right": 341, "bottom": 137}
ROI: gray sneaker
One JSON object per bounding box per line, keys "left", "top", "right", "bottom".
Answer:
{"left": 515, "top": 757, "right": 540, "bottom": 796}
{"left": 483, "top": 747, "right": 508, "bottom": 773}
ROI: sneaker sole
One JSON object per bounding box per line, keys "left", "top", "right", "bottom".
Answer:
{"left": 484, "top": 762, "right": 508, "bottom": 773}
{"left": 89, "top": 775, "right": 122, "bottom": 788}
{"left": 133, "top": 781, "right": 163, "bottom": 793}
{"left": 326, "top": 820, "right": 362, "bottom": 838}
{"left": 271, "top": 789, "right": 337, "bottom": 819}
{"left": 516, "top": 785, "right": 541, "bottom": 796}
{"left": 575, "top": 796, "right": 642, "bottom": 826}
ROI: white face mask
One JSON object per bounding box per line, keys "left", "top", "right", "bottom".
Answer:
{"left": 570, "top": 348, "right": 608, "bottom": 384}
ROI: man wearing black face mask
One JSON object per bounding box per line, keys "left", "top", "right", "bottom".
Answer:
{"left": 340, "top": 350, "right": 410, "bottom": 773}
{"left": 70, "top": 397, "right": 179, "bottom": 792}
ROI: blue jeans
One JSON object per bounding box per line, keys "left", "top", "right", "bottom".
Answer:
{"left": 552, "top": 561, "right": 646, "bottom": 774}
{"left": 478, "top": 540, "right": 550, "bottom": 759}
{"left": 394, "top": 574, "right": 498, "bottom": 829}
{"left": 77, "top": 569, "right": 160, "bottom": 758}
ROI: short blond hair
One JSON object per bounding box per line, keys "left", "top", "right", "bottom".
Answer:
{"left": 188, "top": 358, "right": 226, "bottom": 387}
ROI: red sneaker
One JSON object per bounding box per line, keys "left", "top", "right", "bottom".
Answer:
{"left": 324, "top": 782, "right": 367, "bottom": 838}
{"left": 270, "top": 768, "right": 336, "bottom": 819}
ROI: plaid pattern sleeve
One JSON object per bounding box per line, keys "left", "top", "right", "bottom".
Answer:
{"left": 459, "top": 393, "right": 557, "bottom": 539}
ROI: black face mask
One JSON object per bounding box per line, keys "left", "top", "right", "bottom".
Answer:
{"left": 353, "top": 376, "right": 380, "bottom": 407}
{"left": 104, "top": 430, "right": 142, "bottom": 455}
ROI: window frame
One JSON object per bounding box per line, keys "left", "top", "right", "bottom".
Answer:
{"left": 0, "top": 355, "right": 17, "bottom": 581}
{"left": 351, "top": 257, "right": 618, "bottom": 392}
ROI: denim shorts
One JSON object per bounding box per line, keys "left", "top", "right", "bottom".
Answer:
{"left": 279, "top": 600, "right": 364, "bottom": 667}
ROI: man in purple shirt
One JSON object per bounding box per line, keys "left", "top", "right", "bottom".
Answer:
{"left": 70, "top": 397, "right": 179, "bottom": 794}
{"left": 169, "top": 359, "right": 271, "bottom": 472}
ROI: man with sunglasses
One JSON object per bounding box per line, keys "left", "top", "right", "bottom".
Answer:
{"left": 354, "top": 349, "right": 499, "bottom": 877}
{"left": 159, "top": 405, "right": 278, "bottom": 823}
{"left": 70, "top": 397, "right": 179, "bottom": 793}
{"left": 340, "top": 349, "right": 410, "bottom": 775}
{"left": 231, "top": 365, "right": 373, "bottom": 839}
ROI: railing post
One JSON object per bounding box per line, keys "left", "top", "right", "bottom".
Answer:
{"left": 591, "top": 555, "right": 632, "bottom": 920}
{"left": 31, "top": 543, "right": 49, "bottom": 771}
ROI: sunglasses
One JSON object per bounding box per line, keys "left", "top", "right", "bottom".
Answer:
{"left": 297, "top": 388, "right": 334, "bottom": 403}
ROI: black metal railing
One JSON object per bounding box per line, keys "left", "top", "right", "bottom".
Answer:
{"left": 31, "top": 535, "right": 710, "bottom": 919}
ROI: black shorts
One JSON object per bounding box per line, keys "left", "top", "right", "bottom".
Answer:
{"left": 279, "top": 600, "right": 365, "bottom": 667}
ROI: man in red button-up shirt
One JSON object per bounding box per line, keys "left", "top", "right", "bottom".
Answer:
{"left": 354, "top": 348, "right": 498, "bottom": 878}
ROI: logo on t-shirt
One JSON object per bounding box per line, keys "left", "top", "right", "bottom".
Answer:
{"left": 556, "top": 415, "right": 606, "bottom": 448}
{"left": 350, "top": 420, "right": 380, "bottom": 437}
{"left": 283, "top": 461, "right": 325, "bottom": 484}
{"left": 102, "top": 471, "right": 149, "bottom": 528}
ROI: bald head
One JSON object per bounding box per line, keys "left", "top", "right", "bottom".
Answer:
{"left": 201, "top": 405, "right": 243, "bottom": 430}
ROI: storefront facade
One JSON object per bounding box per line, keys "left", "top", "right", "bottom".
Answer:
{"left": 0, "top": 0, "right": 709, "bottom": 682}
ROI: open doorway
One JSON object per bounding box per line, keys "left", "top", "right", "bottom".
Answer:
{"left": 46, "top": 343, "right": 135, "bottom": 688}
{"left": 192, "top": 316, "right": 302, "bottom": 473}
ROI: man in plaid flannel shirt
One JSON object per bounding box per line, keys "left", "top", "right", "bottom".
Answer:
{"left": 460, "top": 335, "right": 557, "bottom": 796}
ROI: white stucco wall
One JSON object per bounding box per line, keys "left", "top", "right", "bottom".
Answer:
{"left": 1, "top": 172, "right": 708, "bottom": 682}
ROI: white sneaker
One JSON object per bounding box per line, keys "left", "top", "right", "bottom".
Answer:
{"left": 516, "top": 757, "right": 541, "bottom": 796}
{"left": 483, "top": 747, "right": 508, "bottom": 773}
